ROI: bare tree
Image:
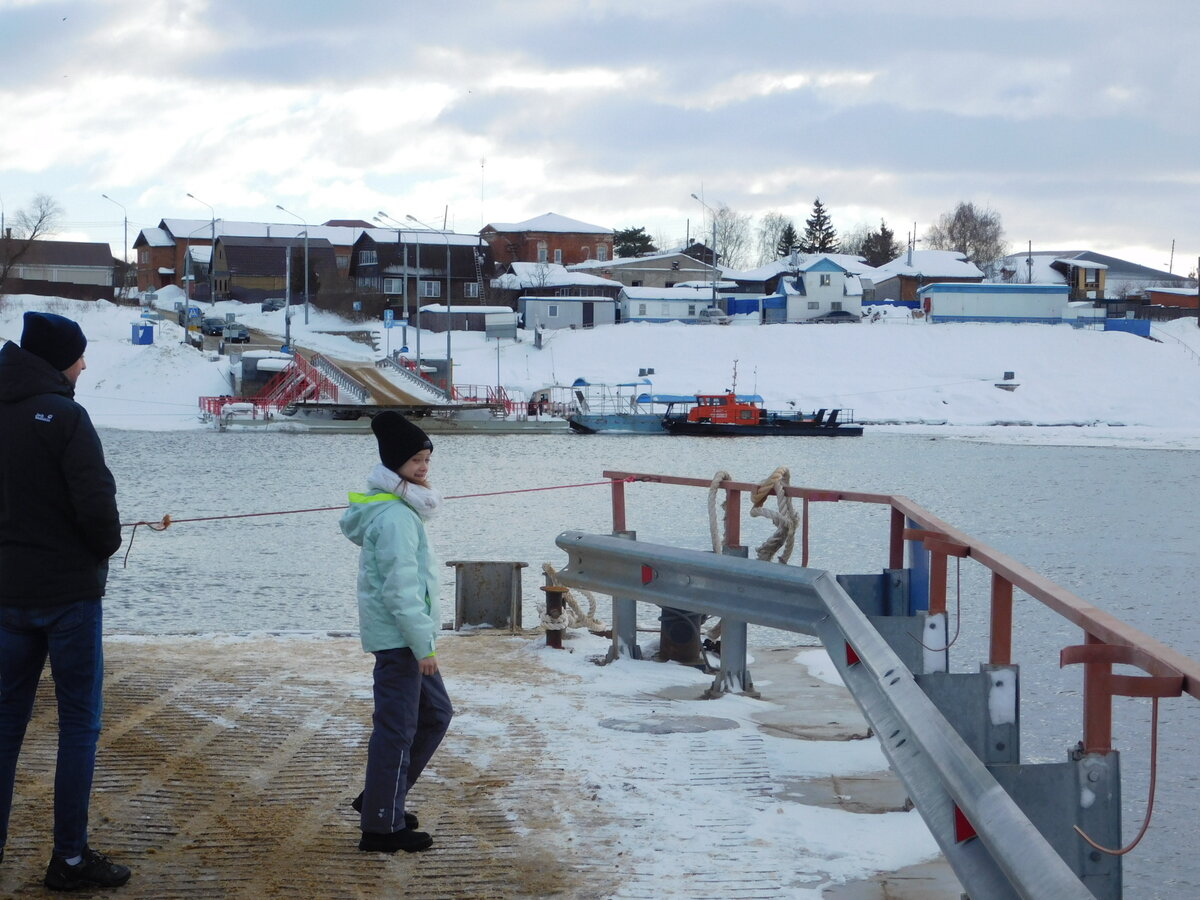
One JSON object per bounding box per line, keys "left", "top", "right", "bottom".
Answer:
{"left": 840, "top": 222, "right": 873, "bottom": 258}
{"left": 713, "top": 204, "right": 752, "bottom": 271}
{"left": 925, "top": 201, "right": 1008, "bottom": 274}
{"left": 0, "top": 194, "right": 64, "bottom": 295}
{"left": 754, "top": 211, "right": 794, "bottom": 266}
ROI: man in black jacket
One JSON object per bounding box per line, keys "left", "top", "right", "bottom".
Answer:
{"left": 0, "top": 312, "right": 130, "bottom": 891}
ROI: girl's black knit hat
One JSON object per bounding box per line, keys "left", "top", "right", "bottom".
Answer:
{"left": 371, "top": 411, "right": 433, "bottom": 470}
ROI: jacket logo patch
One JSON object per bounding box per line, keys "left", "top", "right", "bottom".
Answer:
{"left": 34, "top": 413, "right": 54, "bottom": 423}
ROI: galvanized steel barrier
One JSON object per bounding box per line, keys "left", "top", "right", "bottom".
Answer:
{"left": 551, "top": 470, "right": 1200, "bottom": 900}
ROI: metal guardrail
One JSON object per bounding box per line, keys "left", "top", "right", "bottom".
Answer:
{"left": 378, "top": 355, "right": 450, "bottom": 402}
{"left": 555, "top": 532, "right": 1094, "bottom": 900}
{"left": 548, "top": 471, "right": 1200, "bottom": 899}
{"left": 310, "top": 353, "right": 370, "bottom": 404}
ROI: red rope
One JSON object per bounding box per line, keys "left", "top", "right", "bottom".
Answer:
{"left": 119, "top": 478, "right": 633, "bottom": 567}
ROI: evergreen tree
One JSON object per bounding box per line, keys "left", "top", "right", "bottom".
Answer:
{"left": 859, "top": 219, "right": 902, "bottom": 267}
{"left": 799, "top": 198, "right": 838, "bottom": 254}
{"left": 775, "top": 222, "right": 799, "bottom": 258}
{"left": 613, "top": 226, "right": 657, "bottom": 258}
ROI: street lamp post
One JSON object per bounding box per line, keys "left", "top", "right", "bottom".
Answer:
{"left": 101, "top": 193, "right": 128, "bottom": 294}
{"left": 690, "top": 193, "right": 719, "bottom": 310}
{"left": 186, "top": 192, "right": 216, "bottom": 305}
{"left": 276, "top": 204, "right": 309, "bottom": 325}
{"left": 378, "top": 212, "right": 420, "bottom": 370}
{"left": 407, "top": 214, "right": 453, "bottom": 395}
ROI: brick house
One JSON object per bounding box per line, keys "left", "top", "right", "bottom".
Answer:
{"left": 480, "top": 213, "right": 613, "bottom": 270}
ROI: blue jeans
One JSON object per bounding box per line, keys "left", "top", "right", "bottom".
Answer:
{"left": 361, "top": 647, "right": 453, "bottom": 834}
{"left": 0, "top": 599, "right": 104, "bottom": 859}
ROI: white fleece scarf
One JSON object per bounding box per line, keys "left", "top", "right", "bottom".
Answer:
{"left": 367, "top": 463, "right": 443, "bottom": 520}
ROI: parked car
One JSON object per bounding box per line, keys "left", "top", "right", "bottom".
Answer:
{"left": 260, "top": 298, "right": 285, "bottom": 312}
{"left": 808, "top": 310, "right": 860, "bottom": 324}
{"left": 201, "top": 317, "right": 227, "bottom": 336}
{"left": 697, "top": 307, "right": 731, "bottom": 325}
{"left": 223, "top": 324, "right": 250, "bottom": 343}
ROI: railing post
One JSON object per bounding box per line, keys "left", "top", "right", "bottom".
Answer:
{"left": 606, "top": 530, "right": 641, "bottom": 663}
{"left": 989, "top": 573, "right": 1014, "bottom": 667}
{"left": 889, "top": 507, "right": 905, "bottom": 570}
{"left": 706, "top": 545, "right": 756, "bottom": 698}
{"left": 906, "top": 516, "right": 930, "bottom": 613}
{"left": 1082, "top": 632, "right": 1115, "bottom": 754}
{"left": 610, "top": 478, "right": 627, "bottom": 535}
{"left": 723, "top": 488, "right": 741, "bottom": 549}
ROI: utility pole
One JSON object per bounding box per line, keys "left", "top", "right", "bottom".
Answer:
{"left": 276, "top": 205, "right": 309, "bottom": 324}
{"left": 101, "top": 194, "right": 128, "bottom": 294}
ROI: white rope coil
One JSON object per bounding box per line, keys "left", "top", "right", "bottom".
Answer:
{"left": 750, "top": 466, "right": 798, "bottom": 564}
{"left": 539, "top": 563, "right": 609, "bottom": 632}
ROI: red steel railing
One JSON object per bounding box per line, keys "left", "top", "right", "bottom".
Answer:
{"left": 603, "top": 470, "right": 1199, "bottom": 755}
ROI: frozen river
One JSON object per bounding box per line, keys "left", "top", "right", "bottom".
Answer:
{"left": 103, "top": 427, "right": 1200, "bottom": 898}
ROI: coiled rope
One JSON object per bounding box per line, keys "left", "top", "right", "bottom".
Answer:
{"left": 539, "top": 562, "right": 608, "bottom": 633}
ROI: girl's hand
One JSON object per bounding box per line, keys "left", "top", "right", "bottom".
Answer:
{"left": 419, "top": 655, "right": 439, "bottom": 676}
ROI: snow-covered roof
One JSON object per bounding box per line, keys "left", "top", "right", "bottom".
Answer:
{"left": 483, "top": 212, "right": 612, "bottom": 235}
{"left": 872, "top": 250, "right": 983, "bottom": 280}
{"left": 361, "top": 227, "right": 482, "bottom": 248}
{"left": 1145, "top": 286, "right": 1199, "bottom": 296}
{"left": 570, "top": 251, "right": 709, "bottom": 272}
{"left": 731, "top": 253, "right": 873, "bottom": 282}
{"left": 139, "top": 227, "right": 174, "bottom": 248}
{"left": 492, "top": 262, "right": 621, "bottom": 290}
{"left": 673, "top": 280, "right": 738, "bottom": 290}
{"left": 418, "top": 304, "right": 515, "bottom": 314}
{"left": 620, "top": 286, "right": 726, "bottom": 302}
{"left": 160, "top": 218, "right": 366, "bottom": 246}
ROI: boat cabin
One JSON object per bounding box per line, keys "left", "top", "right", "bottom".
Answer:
{"left": 686, "top": 393, "right": 765, "bottom": 426}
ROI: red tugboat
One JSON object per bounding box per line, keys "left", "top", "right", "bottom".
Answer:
{"left": 661, "top": 392, "right": 862, "bottom": 437}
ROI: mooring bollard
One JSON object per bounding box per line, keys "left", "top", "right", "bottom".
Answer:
{"left": 541, "top": 585, "right": 570, "bottom": 649}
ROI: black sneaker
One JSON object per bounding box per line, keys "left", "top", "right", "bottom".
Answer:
{"left": 359, "top": 828, "right": 433, "bottom": 853}
{"left": 44, "top": 846, "right": 131, "bottom": 891}
{"left": 351, "top": 792, "right": 418, "bottom": 829}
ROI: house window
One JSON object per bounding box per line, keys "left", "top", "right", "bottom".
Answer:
{"left": 138, "top": 248, "right": 149, "bottom": 264}
{"left": 537, "top": 241, "right": 548, "bottom": 263}
{"left": 831, "top": 301, "right": 842, "bottom": 311}
{"left": 638, "top": 303, "right": 647, "bottom": 316}
{"left": 383, "top": 277, "right": 404, "bottom": 294}
{"left": 597, "top": 245, "right": 608, "bottom": 262}
{"left": 688, "top": 304, "right": 697, "bottom": 315}
{"left": 420, "top": 280, "right": 441, "bottom": 298}
{"left": 631, "top": 280, "right": 643, "bottom": 287}
{"left": 664, "top": 281, "right": 675, "bottom": 288}
{"left": 465, "top": 282, "right": 480, "bottom": 299}
{"left": 820, "top": 274, "right": 832, "bottom": 286}
{"left": 547, "top": 304, "right": 559, "bottom": 317}
{"left": 359, "top": 249, "right": 377, "bottom": 265}
{"left": 808, "top": 301, "right": 819, "bottom": 309}
{"left": 581, "top": 246, "right": 590, "bottom": 260}
{"left": 554, "top": 248, "right": 563, "bottom": 265}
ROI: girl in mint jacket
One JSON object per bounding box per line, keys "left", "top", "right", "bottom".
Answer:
{"left": 339, "top": 412, "right": 453, "bottom": 854}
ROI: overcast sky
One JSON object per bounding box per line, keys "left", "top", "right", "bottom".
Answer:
{"left": 2, "top": 0, "right": 1197, "bottom": 274}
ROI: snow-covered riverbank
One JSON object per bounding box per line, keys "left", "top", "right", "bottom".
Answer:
{"left": 4, "top": 290, "right": 1199, "bottom": 446}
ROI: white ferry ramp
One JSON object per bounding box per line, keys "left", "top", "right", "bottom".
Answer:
{"left": 0, "top": 633, "right": 960, "bottom": 899}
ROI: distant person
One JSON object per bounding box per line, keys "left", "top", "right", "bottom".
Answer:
{"left": 340, "top": 412, "right": 453, "bottom": 853}
{"left": 0, "top": 312, "right": 130, "bottom": 891}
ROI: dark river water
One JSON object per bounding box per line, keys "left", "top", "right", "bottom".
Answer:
{"left": 101, "top": 428, "right": 1200, "bottom": 898}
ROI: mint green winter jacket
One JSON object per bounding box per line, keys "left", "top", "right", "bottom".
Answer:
{"left": 339, "top": 491, "right": 439, "bottom": 657}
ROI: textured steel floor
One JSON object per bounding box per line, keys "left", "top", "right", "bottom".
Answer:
{"left": 0, "top": 633, "right": 959, "bottom": 899}
{"left": 0, "top": 634, "right": 612, "bottom": 899}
